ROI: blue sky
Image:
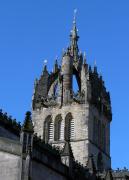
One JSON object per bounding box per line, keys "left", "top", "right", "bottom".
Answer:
{"left": 0, "top": 0, "right": 129, "bottom": 169}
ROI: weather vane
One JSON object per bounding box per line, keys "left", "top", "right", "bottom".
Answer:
{"left": 73, "top": 9, "right": 77, "bottom": 23}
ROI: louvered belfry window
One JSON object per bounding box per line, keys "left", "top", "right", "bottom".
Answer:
{"left": 54, "top": 114, "right": 64, "bottom": 141}
{"left": 44, "top": 115, "right": 53, "bottom": 143}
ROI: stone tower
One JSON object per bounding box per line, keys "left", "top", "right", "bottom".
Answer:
{"left": 32, "top": 15, "right": 112, "bottom": 170}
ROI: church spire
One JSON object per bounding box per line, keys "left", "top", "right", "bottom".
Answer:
{"left": 70, "top": 9, "right": 79, "bottom": 61}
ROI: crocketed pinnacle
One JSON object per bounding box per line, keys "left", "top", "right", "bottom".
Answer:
{"left": 54, "top": 58, "right": 58, "bottom": 73}
{"left": 61, "top": 141, "right": 74, "bottom": 159}
{"left": 22, "top": 111, "right": 34, "bottom": 132}
{"left": 105, "top": 170, "right": 113, "bottom": 180}
{"left": 87, "top": 154, "right": 96, "bottom": 173}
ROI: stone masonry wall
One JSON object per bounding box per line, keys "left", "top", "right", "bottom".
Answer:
{"left": 31, "top": 160, "right": 68, "bottom": 180}
{"left": 33, "top": 101, "right": 111, "bottom": 168}
{"left": 32, "top": 103, "right": 90, "bottom": 166}
{"left": 89, "top": 143, "right": 111, "bottom": 170}
{"left": 0, "top": 151, "right": 21, "bottom": 180}
{"left": 89, "top": 105, "right": 111, "bottom": 169}
{"left": 0, "top": 136, "right": 22, "bottom": 180}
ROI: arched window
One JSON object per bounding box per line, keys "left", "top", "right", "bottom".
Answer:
{"left": 54, "top": 114, "right": 64, "bottom": 141}
{"left": 65, "top": 113, "right": 74, "bottom": 141}
{"left": 44, "top": 115, "right": 53, "bottom": 143}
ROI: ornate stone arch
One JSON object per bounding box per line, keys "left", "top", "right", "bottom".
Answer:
{"left": 43, "top": 115, "right": 53, "bottom": 143}
{"left": 48, "top": 79, "right": 59, "bottom": 97}
{"left": 65, "top": 113, "right": 74, "bottom": 141}
{"left": 73, "top": 67, "right": 81, "bottom": 91}
{"left": 47, "top": 71, "right": 60, "bottom": 94}
{"left": 54, "top": 114, "right": 63, "bottom": 141}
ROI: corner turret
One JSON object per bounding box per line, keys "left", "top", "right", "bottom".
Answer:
{"left": 20, "top": 111, "right": 34, "bottom": 154}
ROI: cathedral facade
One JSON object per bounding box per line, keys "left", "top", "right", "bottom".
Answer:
{"left": 32, "top": 15, "right": 112, "bottom": 171}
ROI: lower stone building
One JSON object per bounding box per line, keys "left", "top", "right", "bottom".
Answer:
{"left": 0, "top": 110, "right": 129, "bottom": 180}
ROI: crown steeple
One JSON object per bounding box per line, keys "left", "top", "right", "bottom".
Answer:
{"left": 32, "top": 13, "right": 112, "bottom": 171}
